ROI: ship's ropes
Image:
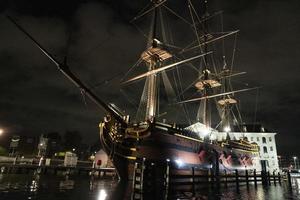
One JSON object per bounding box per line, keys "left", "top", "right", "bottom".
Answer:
{"left": 131, "top": 159, "right": 146, "bottom": 200}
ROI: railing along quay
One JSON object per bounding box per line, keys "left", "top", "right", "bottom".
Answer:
{"left": 0, "top": 162, "right": 116, "bottom": 177}
{"left": 168, "top": 168, "right": 282, "bottom": 187}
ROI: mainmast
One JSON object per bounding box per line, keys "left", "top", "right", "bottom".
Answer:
{"left": 145, "top": 4, "right": 159, "bottom": 121}
{"left": 191, "top": 0, "right": 220, "bottom": 128}
{"left": 140, "top": 0, "right": 172, "bottom": 122}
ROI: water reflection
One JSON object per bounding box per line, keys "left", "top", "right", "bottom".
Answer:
{"left": 0, "top": 174, "right": 299, "bottom": 199}
{"left": 29, "top": 174, "right": 39, "bottom": 192}
{"left": 59, "top": 175, "right": 75, "bottom": 190}
{"left": 97, "top": 189, "right": 107, "bottom": 200}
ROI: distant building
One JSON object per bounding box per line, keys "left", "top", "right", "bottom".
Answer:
{"left": 9, "top": 135, "right": 38, "bottom": 156}
{"left": 45, "top": 132, "right": 63, "bottom": 157}
{"left": 37, "top": 134, "right": 48, "bottom": 157}
{"left": 187, "top": 123, "right": 280, "bottom": 172}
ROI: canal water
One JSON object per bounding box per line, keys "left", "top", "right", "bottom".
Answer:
{"left": 0, "top": 174, "right": 299, "bottom": 200}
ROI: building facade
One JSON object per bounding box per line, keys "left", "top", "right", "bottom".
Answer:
{"left": 187, "top": 123, "right": 280, "bottom": 172}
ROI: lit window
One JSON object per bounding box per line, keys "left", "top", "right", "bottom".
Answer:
{"left": 262, "top": 137, "right": 266, "bottom": 143}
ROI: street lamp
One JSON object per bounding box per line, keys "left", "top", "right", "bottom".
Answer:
{"left": 293, "top": 156, "right": 298, "bottom": 169}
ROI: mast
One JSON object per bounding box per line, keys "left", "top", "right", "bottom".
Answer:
{"left": 145, "top": 4, "right": 159, "bottom": 122}
{"left": 202, "top": 0, "right": 210, "bottom": 128}
{"left": 139, "top": 0, "right": 173, "bottom": 122}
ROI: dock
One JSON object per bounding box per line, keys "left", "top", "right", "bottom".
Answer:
{"left": 0, "top": 163, "right": 116, "bottom": 177}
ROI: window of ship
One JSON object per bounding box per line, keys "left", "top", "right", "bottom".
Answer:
{"left": 270, "top": 146, "right": 273, "bottom": 151}
{"left": 262, "top": 137, "right": 266, "bottom": 143}
{"left": 263, "top": 146, "right": 268, "bottom": 154}
{"left": 269, "top": 137, "right": 272, "bottom": 142}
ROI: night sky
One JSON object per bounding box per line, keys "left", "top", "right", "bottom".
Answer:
{"left": 0, "top": 0, "right": 299, "bottom": 155}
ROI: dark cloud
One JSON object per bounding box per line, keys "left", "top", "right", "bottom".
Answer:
{"left": 0, "top": 0, "right": 299, "bottom": 155}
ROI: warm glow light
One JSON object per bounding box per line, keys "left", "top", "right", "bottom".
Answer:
{"left": 0, "top": 129, "right": 3, "bottom": 136}
{"left": 175, "top": 159, "right": 184, "bottom": 167}
{"left": 200, "top": 126, "right": 210, "bottom": 136}
{"left": 98, "top": 189, "right": 107, "bottom": 200}
{"left": 223, "top": 126, "right": 231, "bottom": 132}
{"left": 294, "top": 156, "right": 298, "bottom": 160}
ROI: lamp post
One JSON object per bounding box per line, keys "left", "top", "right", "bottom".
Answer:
{"left": 293, "top": 156, "right": 298, "bottom": 169}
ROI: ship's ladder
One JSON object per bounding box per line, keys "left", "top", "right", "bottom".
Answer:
{"left": 131, "top": 158, "right": 145, "bottom": 200}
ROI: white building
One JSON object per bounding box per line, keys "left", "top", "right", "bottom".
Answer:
{"left": 186, "top": 123, "right": 280, "bottom": 172}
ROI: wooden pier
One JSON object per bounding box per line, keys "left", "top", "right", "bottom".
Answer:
{"left": 0, "top": 163, "right": 116, "bottom": 177}
{"left": 167, "top": 168, "right": 282, "bottom": 188}
{"left": 130, "top": 159, "right": 288, "bottom": 199}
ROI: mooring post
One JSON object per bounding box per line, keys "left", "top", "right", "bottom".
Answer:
{"left": 164, "top": 160, "right": 170, "bottom": 199}
{"left": 278, "top": 172, "right": 281, "bottom": 184}
{"left": 224, "top": 170, "right": 228, "bottom": 187}
{"left": 254, "top": 169, "right": 257, "bottom": 187}
{"left": 214, "top": 151, "right": 220, "bottom": 188}
{"left": 192, "top": 167, "right": 195, "bottom": 195}
{"left": 245, "top": 170, "right": 249, "bottom": 187}
{"left": 287, "top": 170, "right": 292, "bottom": 188}
{"left": 273, "top": 171, "right": 276, "bottom": 185}
{"left": 235, "top": 169, "right": 239, "bottom": 188}
{"left": 267, "top": 171, "right": 271, "bottom": 185}
{"left": 208, "top": 168, "right": 211, "bottom": 183}
{"left": 261, "top": 171, "right": 267, "bottom": 186}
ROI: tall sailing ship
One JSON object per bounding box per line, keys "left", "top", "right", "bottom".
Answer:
{"left": 99, "top": 0, "right": 260, "bottom": 180}
{"left": 9, "top": 0, "right": 260, "bottom": 181}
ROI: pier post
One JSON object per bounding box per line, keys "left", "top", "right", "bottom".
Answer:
{"left": 267, "top": 171, "right": 271, "bottom": 185}
{"left": 245, "top": 170, "right": 249, "bottom": 187}
{"left": 192, "top": 167, "right": 195, "bottom": 195}
{"left": 260, "top": 160, "right": 268, "bottom": 186}
{"left": 235, "top": 169, "right": 239, "bottom": 189}
{"left": 272, "top": 171, "right": 276, "bottom": 185}
{"left": 278, "top": 172, "right": 281, "bottom": 184}
{"left": 224, "top": 170, "right": 228, "bottom": 187}
{"left": 164, "top": 160, "right": 170, "bottom": 199}
{"left": 254, "top": 169, "right": 257, "bottom": 187}
{"left": 287, "top": 171, "right": 292, "bottom": 188}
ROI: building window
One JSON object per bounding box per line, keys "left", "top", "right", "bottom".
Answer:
{"left": 257, "top": 137, "right": 260, "bottom": 142}
{"left": 270, "top": 146, "right": 273, "bottom": 151}
{"left": 251, "top": 137, "right": 253, "bottom": 141}
{"left": 263, "top": 146, "right": 268, "bottom": 154}
{"left": 269, "top": 137, "right": 272, "bottom": 142}
{"left": 262, "top": 137, "right": 266, "bottom": 143}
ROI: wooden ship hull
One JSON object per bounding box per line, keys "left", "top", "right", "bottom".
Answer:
{"left": 99, "top": 118, "right": 259, "bottom": 181}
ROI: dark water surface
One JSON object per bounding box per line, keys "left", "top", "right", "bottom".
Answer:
{"left": 0, "top": 174, "right": 299, "bottom": 200}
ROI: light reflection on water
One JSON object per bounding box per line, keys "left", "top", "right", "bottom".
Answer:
{"left": 0, "top": 174, "right": 299, "bottom": 200}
